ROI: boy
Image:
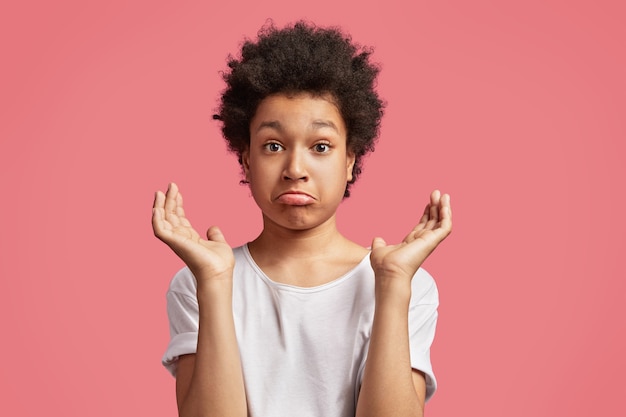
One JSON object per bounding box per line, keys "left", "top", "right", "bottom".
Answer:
{"left": 153, "top": 21, "right": 452, "bottom": 417}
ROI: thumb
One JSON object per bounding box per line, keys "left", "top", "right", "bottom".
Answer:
{"left": 206, "top": 226, "right": 227, "bottom": 243}
{"left": 371, "top": 236, "right": 386, "bottom": 250}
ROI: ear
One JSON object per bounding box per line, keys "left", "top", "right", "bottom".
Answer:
{"left": 241, "top": 148, "right": 251, "bottom": 182}
{"left": 346, "top": 151, "right": 356, "bottom": 182}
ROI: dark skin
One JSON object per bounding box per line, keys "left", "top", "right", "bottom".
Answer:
{"left": 152, "top": 93, "right": 452, "bottom": 417}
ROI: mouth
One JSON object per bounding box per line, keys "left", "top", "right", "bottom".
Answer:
{"left": 276, "top": 190, "right": 316, "bottom": 206}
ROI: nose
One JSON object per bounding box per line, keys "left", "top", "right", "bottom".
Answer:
{"left": 282, "top": 149, "right": 308, "bottom": 181}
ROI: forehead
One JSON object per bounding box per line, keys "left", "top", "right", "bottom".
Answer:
{"left": 251, "top": 93, "right": 346, "bottom": 136}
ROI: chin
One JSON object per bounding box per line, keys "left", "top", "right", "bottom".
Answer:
{"left": 264, "top": 210, "right": 335, "bottom": 232}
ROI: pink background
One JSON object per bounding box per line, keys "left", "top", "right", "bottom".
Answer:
{"left": 1, "top": 1, "right": 624, "bottom": 415}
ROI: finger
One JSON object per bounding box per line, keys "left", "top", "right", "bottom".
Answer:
{"left": 164, "top": 183, "right": 181, "bottom": 227}
{"left": 408, "top": 203, "right": 431, "bottom": 240}
{"left": 439, "top": 193, "right": 453, "bottom": 231}
{"left": 172, "top": 187, "right": 194, "bottom": 228}
{"left": 152, "top": 191, "right": 168, "bottom": 236}
{"left": 176, "top": 190, "right": 186, "bottom": 218}
{"left": 429, "top": 190, "right": 441, "bottom": 217}
{"left": 426, "top": 190, "right": 441, "bottom": 229}
{"left": 371, "top": 236, "right": 386, "bottom": 250}
{"left": 447, "top": 194, "right": 453, "bottom": 220}
{"left": 418, "top": 203, "right": 430, "bottom": 226}
{"left": 164, "top": 183, "right": 177, "bottom": 213}
{"left": 153, "top": 189, "right": 165, "bottom": 210}
{"left": 206, "top": 226, "right": 228, "bottom": 244}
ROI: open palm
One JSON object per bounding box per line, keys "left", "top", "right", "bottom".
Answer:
{"left": 370, "top": 190, "right": 452, "bottom": 281}
{"left": 152, "top": 183, "right": 234, "bottom": 280}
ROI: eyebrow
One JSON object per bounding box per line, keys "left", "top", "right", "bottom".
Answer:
{"left": 311, "top": 120, "right": 339, "bottom": 132}
{"left": 255, "top": 120, "right": 340, "bottom": 134}
{"left": 256, "top": 120, "right": 283, "bottom": 133}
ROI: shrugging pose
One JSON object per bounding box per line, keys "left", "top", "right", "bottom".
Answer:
{"left": 153, "top": 21, "right": 452, "bottom": 417}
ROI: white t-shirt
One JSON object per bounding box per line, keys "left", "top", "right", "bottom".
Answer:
{"left": 163, "top": 244, "right": 438, "bottom": 417}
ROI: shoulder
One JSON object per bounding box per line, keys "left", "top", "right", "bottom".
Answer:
{"left": 167, "top": 267, "right": 196, "bottom": 296}
{"left": 232, "top": 244, "right": 248, "bottom": 266}
{"left": 167, "top": 245, "right": 249, "bottom": 296}
{"left": 410, "top": 268, "right": 439, "bottom": 305}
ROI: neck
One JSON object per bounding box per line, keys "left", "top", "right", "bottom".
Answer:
{"left": 249, "top": 214, "right": 350, "bottom": 260}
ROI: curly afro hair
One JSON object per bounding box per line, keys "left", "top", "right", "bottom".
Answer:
{"left": 213, "top": 21, "right": 385, "bottom": 197}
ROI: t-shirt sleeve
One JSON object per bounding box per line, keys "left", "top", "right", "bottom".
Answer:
{"left": 408, "top": 267, "right": 439, "bottom": 402}
{"left": 161, "top": 267, "right": 199, "bottom": 377}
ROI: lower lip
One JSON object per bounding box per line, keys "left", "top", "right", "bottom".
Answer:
{"left": 277, "top": 193, "right": 315, "bottom": 205}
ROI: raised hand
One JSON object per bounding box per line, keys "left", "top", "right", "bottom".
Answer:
{"left": 370, "top": 190, "right": 452, "bottom": 282}
{"left": 152, "top": 183, "right": 234, "bottom": 281}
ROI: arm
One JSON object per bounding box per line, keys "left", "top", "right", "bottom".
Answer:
{"left": 153, "top": 183, "right": 247, "bottom": 417}
{"left": 356, "top": 190, "right": 452, "bottom": 417}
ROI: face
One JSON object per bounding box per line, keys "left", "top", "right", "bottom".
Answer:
{"left": 242, "top": 93, "right": 355, "bottom": 232}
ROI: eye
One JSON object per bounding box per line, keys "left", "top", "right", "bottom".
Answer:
{"left": 263, "top": 142, "right": 284, "bottom": 152}
{"left": 313, "top": 143, "right": 331, "bottom": 153}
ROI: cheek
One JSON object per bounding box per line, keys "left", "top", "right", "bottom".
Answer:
{"left": 248, "top": 162, "right": 278, "bottom": 192}
{"left": 326, "top": 160, "right": 352, "bottom": 187}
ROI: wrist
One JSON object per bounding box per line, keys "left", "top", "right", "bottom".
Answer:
{"left": 196, "top": 274, "right": 234, "bottom": 299}
{"left": 374, "top": 275, "right": 412, "bottom": 305}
